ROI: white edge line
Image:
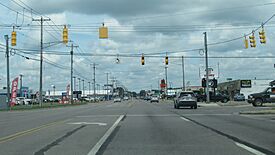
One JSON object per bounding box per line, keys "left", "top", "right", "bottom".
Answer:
{"left": 235, "top": 142, "right": 266, "bottom": 155}
{"left": 87, "top": 115, "right": 125, "bottom": 155}
{"left": 180, "top": 117, "right": 190, "bottom": 122}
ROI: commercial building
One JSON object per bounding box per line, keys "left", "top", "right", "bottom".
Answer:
{"left": 217, "top": 79, "right": 271, "bottom": 99}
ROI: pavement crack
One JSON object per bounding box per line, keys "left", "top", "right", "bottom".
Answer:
{"left": 34, "top": 125, "right": 86, "bottom": 155}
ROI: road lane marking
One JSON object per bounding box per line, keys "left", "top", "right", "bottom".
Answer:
{"left": 67, "top": 122, "right": 107, "bottom": 126}
{"left": 87, "top": 115, "right": 125, "bottom": 155}
{"left": 76, "top": 115, "right": 121, "bottom": 118}
{"left": 235, "top": 142, "right": 266, "bottom": 155}
{"left": 180, "top": 117, "right": 190, "bottom": 122}
{"left": 0, "top": 119, "right": 70, "bottom": 144}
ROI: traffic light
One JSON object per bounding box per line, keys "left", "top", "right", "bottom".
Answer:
{"left": 244, "top": 36, "right": 248, "bottom": 49}
{"left": 202, "top": 78, "right": 206, "bottom": 87}
{"left": 99, "top": 23, "right": 108, "bottom": 39}
{"left": 165, "top": 56, "right": 168, "bottom": 65}
{"left": 63, "top": 25, "right": 68, "bottom": 44}
{"left": 249, "top": 32, "right": 256, "bottom": 48}
{"left": 11, "top": 30, "right": 16, "bottom": 46}
{"left": 259, "top": 29, "right": 266, "bottom": 44}
{"left": 141, "top": 54, "right": 145, "bottom": 65}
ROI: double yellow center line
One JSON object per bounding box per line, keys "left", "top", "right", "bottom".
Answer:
{"left": 0, "top": 119, "right": 70, "bottom": 144}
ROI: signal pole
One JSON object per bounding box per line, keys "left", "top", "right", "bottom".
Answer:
{"left": 204, "top": 32, "right": 210, "bottom": 103}
{"left": 88, "top": 82, "right": 91, "bottom": 96}
{"left": 82, "top": 79, "right": 85, "bottom": 96}
{"left": 5, "top": 35, "right": 10, "bottom": 108}
{"left": 32, "top": 17, "right": 51, "bottom": 107}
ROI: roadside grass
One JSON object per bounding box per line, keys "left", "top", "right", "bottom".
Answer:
{"left": 0, "top": 102, "right": 88, "bottom": 111}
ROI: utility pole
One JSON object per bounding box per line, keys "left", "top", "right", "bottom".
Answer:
{"left": 73, "top": 76, "right": 76, "bottom": 91}
{"left": 106, "top": 72, "right": 109, "bottom": 100}
{"left": 68, "top": 44, "right": 78, "bottom": 104}
{"left": 182, "top": 56, "right": 185, "bottom": 91}
{"left": 82, "top": 79, "right": 85, "bottom": 96}
{"left": 92, "top": 63, "right": 96, "bottom": 99}
{"left": 78, "top": 78, "right": 81, "bottom": 91}
{"left": 33, "top": 17, "right": 51, "bottom": 107}
{"left": 165, "top": 66, "right": 168, "bottom": 98}
{"left": 5, "top": 35, "right": 10, "bottom": 108}
{"left": 88, "top": 82, "right": 91, "bottom": 96}
{"left": 204, "top": 32, "right": 210, "bottom": 103}
{"left": 19, "top": 74, "right": 23, "bottom": 97}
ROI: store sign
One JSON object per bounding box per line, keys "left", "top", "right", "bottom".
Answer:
{"left": 241, "top": 80, "right": 252, "bottom": 88}
{"left": 10, "top": 77, "right": 19, "bottom": 106}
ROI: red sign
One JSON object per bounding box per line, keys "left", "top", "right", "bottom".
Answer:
{"left": 66, "top": 84, "right": 70, "bottom": 99}
{"left": 10, "top": 77, "right": 19, "bottom": 106}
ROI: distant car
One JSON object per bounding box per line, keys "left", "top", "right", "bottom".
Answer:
{"left": 174, "top": 92, "right": 197, "bottom": 109}
{"left": 144, "top": 96, "right": 151, "bottom": 101}
{"left": 114, "top": 97, "right": 122, "bottom": 102}
{"left": 198, "top": 93, "right": 230, "bottom": 103}
{"left": 123, "top": 96, "right": 129, "bottom": 100}
{"left": 150, "top": 95, "right": 159, "bottom": 103}
{"left": 234, "top": 94, "right": 245, "bottom": 101}
{"left": 16, "top": 97, "right": 32, "bottom": 105}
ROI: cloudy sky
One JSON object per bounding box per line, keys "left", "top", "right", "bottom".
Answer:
{"left": 1, "top": 0, "right": 275, "bottom": 92}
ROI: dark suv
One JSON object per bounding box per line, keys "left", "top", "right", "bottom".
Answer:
{"left": 198, "top": 92, "right": 229, "bottom": 103}
{"left": 247, "top": 87, "right": 275, "bottom": 106}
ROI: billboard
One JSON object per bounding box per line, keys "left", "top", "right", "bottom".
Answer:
{"left": 240, "top": 80, "right": 252, "bottom": 88}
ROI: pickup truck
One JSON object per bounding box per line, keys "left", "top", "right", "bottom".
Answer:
{"left": 247, "top": 87, "right": 275, "bottom": 106}
{"left": 196, "top": 93, "right": 229, "bottom": 103}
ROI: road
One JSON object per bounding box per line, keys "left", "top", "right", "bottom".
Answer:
{"left": 0, "top": 100, "right": 274, "bottom": 155}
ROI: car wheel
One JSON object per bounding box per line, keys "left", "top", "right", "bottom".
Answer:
{"left": 253, "top": 99, "right": 263, "bottom": 107}
{"left": 194, "top": 105, "right": 198, "bottom": 109}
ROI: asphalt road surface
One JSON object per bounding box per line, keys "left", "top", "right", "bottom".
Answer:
{"left": 0, "top": 99, "right": 274, "bottom": 155}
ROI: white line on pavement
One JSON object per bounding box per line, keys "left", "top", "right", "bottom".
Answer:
{"left": 235, "top": 142, "right": 266, "bottom": 155}
{"left": 87, "top": 115, "right": 125, "bottom": 155}
{"left": 180, "top": 117, "right": 190, "bottom": 122}
{"left": 76, "top": 115, "right": 121, "bottom": 118}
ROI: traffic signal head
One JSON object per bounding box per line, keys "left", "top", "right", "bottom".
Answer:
{"left": 141, "top": 54, "right": 145, "bottom": 65}
{"left": 244, "top": 37, "right": 248, "bottom": 49}
{"left": 63, "top": 25, "right": 68, "bottom": 44}
{"left": 202, "top": 78, "right": 206, "bottom": 87}
{"left": 165, "top": 56, "right": 168, "bottom": 65}
{"left": 11, "top": 31, "right": 16, "bottom": 46}
{"left": 259, "top": 30, "right": 266, "bottom": 44}
{"left": 99, "top": 23, "right": 108, "bottom": 39}
{"left": 249, "top": 34, "right": 256, "bottom": 48}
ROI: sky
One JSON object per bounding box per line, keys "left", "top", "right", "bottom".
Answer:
{"left": 1, "top": 0, "right": 275, "bottom": 92}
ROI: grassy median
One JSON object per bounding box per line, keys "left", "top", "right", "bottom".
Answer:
{"left": 0, "top": 102, "right": 88, "bottom": 111}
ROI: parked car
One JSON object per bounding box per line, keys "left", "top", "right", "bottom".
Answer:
{"left": 114, "top": 97, "right": 122, "bottom": 102}
{"left": 150, "top": 95, "right": 159, "bottom": 103}
{"left": 247, "top": 87, "right": 275, "bottom": 106}
{"left": 174, "top": 92, "right": 197, "bottom": 109}
{"left": 123, "top": 96, "right": 129, "bottom": 100}
{"left": 16, "top": 97, "right": 32, "bottom": 105}
{"left": 234, "top": 93, "right": 245, "bottom": 101}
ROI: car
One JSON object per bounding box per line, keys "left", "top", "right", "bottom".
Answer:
{"left": 144, "top": 96, "right": 151, "bottom": 101}
{"left": 247, "top": 87, "right": 275, "bottom": 106}
{"left": 150, "top": 95, "right": 159, "bottom": 103}
{"left": 123, "top": 96, "right": 129, "bottom": 100}
{"left": 234, "top": 93, "right": 245, "bottom": 101}
{"left": 16, "top": 97, "right": 32, "bottom": 105}
{"left": 174, "top": 92, "right": 197, "bottom": 109}
{"left": 198, "top": 92, "right": 230, "bottom": 103}
{"left": 114, "top": 97, "right": 122, "bottom": 102}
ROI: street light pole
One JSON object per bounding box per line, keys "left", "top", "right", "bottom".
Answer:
{"left": 204, "top": 32, "right": 210, "bottom": 103}
{"left": 106, "top": 72, "right": 109, "bottom": 100}
{"left": 82, "top": 79, "right": 85, "bottom": 96}
{"left": 165, "top": 66, "right": 168, "bottom": 98}
{"left": 78, "top": 78, "right": 81, "bottom": 91}
{"left": 88, "top": 82, "right": 91, "bottom": 96}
